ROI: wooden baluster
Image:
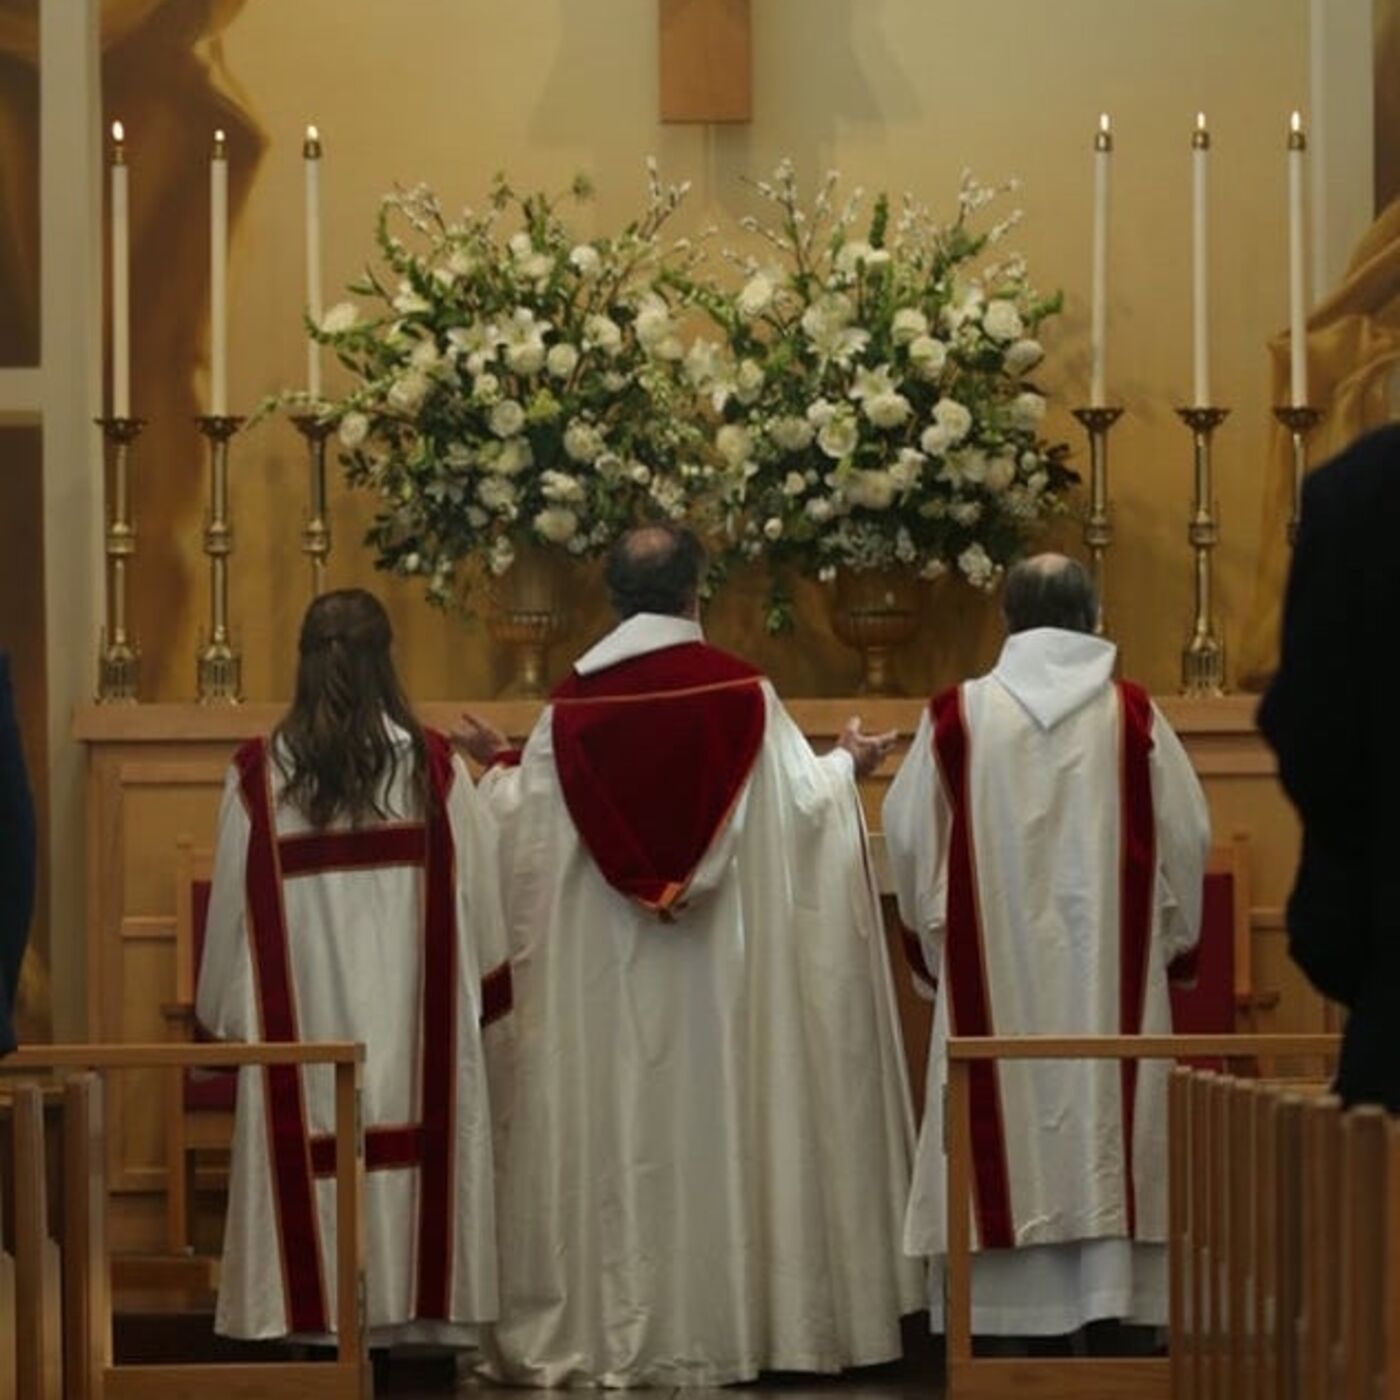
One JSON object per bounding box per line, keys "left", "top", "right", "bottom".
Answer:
{"left": 333, "top": 1057, "right": 370, "bottom": 1399}
{"left": 1340, "top": 1107, "right": 1386, "bottom": 1400}
{"left": 1298, "top": 1095, "right": 1341, "bottom": 1400}
{"left": 1209, "top": 1076, "right": 1231, "bottom": 1400}
{"left": 1273, "top": 1096, "right": 1303, "bottom": 1400}
{"left": 1169, "top": 1067, "right": 1194, "bottom": 1400}
{"left": 13, "top": 1086, "right": 59, "bottom": 1400}
{"left": 1384, "top": 1117, "right": 1400, "bottom": 1400}
{"left": 1229, "top": 1080, "right": 1256, "bottom": 1400}
{"left": 945, "top": 1059, "right": 973, "bottom": 1384}
{"left": 62, "top": 1074, "right": 109, "bottom": 1400}
{"left": 1254, "top": 1088, "right": 1277, "bottom": 1400}
{"left": 1191, "top": 1071, "right": 1215, "bottom": 1399}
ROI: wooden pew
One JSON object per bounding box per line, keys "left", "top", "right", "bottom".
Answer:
{"left": 944, "top": 1032, "right": 1342, "bottom": 1400}
{"left": 0, "top": 1043, "right": 369, "bottom": 1400}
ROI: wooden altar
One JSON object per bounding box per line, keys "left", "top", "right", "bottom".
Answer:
{"left": 74, "top": 694, "right": 1326, "bottom": 1254}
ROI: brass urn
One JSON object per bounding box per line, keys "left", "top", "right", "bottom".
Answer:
{"left": 827, "top": 568, "right": 921, "bottom": 696}
{"left": 486, "top": 546, "right": 572, "bottom": 698}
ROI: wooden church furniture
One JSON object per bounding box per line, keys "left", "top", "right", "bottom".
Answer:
{"left": 943, "top": 1032, "right": 1341, "bottom": 1400}
{"left": 1, "top": 1042, "right": 369, "bottom": 1400}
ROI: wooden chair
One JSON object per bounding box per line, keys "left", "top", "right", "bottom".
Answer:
{"left": 161, "top": 838, "right": 235, "bottom": 1266}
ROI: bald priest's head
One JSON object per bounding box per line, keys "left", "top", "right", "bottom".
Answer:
{"left": 1002, "top": 553, "right": 1100, "bottom": 636}
{"left": 605, "top": 523, "right": 706, "bottom": 621}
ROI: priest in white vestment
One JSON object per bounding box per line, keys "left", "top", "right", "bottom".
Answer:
{"left": 882, "top": 555, "right": 1210, "bottom": 1338}
{"left": 456, "top": 524, "right": 924, "bottom": 1387}
{"left": 197, "top": 590, "right": 511, "bottom": 1345}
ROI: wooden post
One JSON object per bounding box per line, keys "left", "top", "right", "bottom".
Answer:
{"left": 945, "top": 1060, "right": 973, "bottom": 1372}
{"left": 1341, "top": 1107, "right": 1386, "bottom": 1400}
{"left": 1384, "top": 1117, "right": 1400, "bottom": 1400}
{"left": 1209, "top": 1077, "right": 1230, "bottom": 1400}
{"left": 1227, "top": 1080, "right": 1255, "bottom": 1400}
{"left": 333, "top": 1057, "right": 370, "bottom": 1399}
{"left": 62, "top": 1074, "right": 109, "bottom": 1400}
{"left": 1273, "top": 1097, "right": 1304, "bottom": 1400}
{"left": 1298, "top": 1095, "right": 1341, "bottom": 1400}
{"left": 1253, "top": 1089, "right": 1276, "bottom": 1400}
{"left": 1190, "top": 1072, "right": 1214, "bottom": 1400}
{"left": 657, "top": 0, "right": 752, "bottom": 123}
{"left": 13, "top": 1086, "right": 59, "bottom": 1400}
{"left": 1169, "top": 1068, "right": 1193, "bottom": 1400}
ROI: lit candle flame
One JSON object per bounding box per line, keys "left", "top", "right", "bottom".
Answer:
{"left": 1196, "top": 112, "right": 1207, "bottom": 131}
{"left": 214, "top": 128, "right": 226, "bottom": 143}
{"left": 1099, "top": 113, "right": 1110, "bottom": 133}
{"left": 111, "top": 119, "right": 124, "bottom": 144}
{"left": 1290, "top": 110, "right": 1302, "bottom": 133}
{"left": 307, "top": 124, "right": 319, "bottom": 143}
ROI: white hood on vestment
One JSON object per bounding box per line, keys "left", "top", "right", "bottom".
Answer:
{"left": 991, "top": 627, "right": 1117, "bottom": 731}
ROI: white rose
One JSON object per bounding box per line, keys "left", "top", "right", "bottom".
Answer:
{"left": 410, "top": 338, "right": 441, "bottom": 371}
{"left": 954, "top": 449, "right": 988, "bottom": 485}
{"left": 806, "top": 397, "right": 837, "bottom": 428}
{"left": 920, "top": 424, "right": 951, "bottom": 456}
{"left": 763, "top": 517, "right": 784, "bottom": 541}
{"left": 716, "top": 423, "right": 752, "bottom": 468}
{"left": 737, "top": 273, "right": 775, "bottom": 318}
{"left": 920, "top": 558, "right": 948, "bottom": 581}
{"left": 388, "top": 370, "right": 430, "bottom": 412}
{"left": 933, "top": 397, "right": 974, "bottom": 444}
{"left": 546, "top": 342, "right": 580, "bottom": 379}
{"left": 889, "top": 448, "right": 926, "bottom": 492}
{"left": 805, "top": 497, "right": 835, "bottom": 523}
{"left": 817, "top": 412, "right": 859, "bottom": 461}
{"left": 629, "top": 462, "right": 652, "bottom": 485}
{"left": 321, "top": 301, "right": 359, "bottom": 335}
{"left": 983, "top": 299, "right": 1024, "bottom": 343}
{"left": 892, "top": 308, "right": 929, "bottom": 345}
{"left": 985, "top": 454, "right": 1017, "bottom": 494}
{"left": 584, "top": 314, "right": 623, "bottom": 356}
{"left": 563, "top": 419, "right": 605, "bottom": 464}
{"left": 338, "top": 411, "right": 369, "bottom": 449}
{"left": 734, "top": 358, "right": 765, "bottom": 405}
{"left": 782, "top": 471, "right": 808, "bottom": 496}
{"left": 834, "top": 240, "right": 873, "bottom": 274}
{"left": 863, "top": 391, "right": 913, "bottom": 430}
{"left": 958, "top": 542, "right": 997, "bottom": 588}
{"left": 569, "top": 244, "right": 601, "bottom": 277}
{"left": 846, "top": 469, "right": 896, "bottom": 511}
{"left": 541, "top": 469, "right": 585, "bottom": 502}
{"left": 477, "top": 476, "right": 518, "bottom": 512}
{"left": 489, "top": 399, "right": 526, "bottom": 438}
{"left": 951, "top": 500, "right": 984, "bottom": 526}
{"left": 1011, "top": 391, "right": 1046, "bottom": 430}
{"left": 908, "top": 335, "right": 948, "bottom": 381}
{"left": 769, "top": 416, "right": 815, "bottom": 452}
{"left": 471, "top": 372, "right": 502, "bottom": 404}
{"left": 1003, "top": 338, "right": 1044, "bottom": 376}
{"left": 533, "top": 507, "right": 579, "bottom": 544}
{"left": 506, "top": 339, "right": 546, "bottom": 376}
{"left": 402, "top": 552, "right": 421, "bottom": 575}
{"left": 521, "top": 252, "right": 553, "bottom": 281}
{"left": 634, "top": 297, "right": 673, "bottom": 350}
{"left": 508, "top": 232, "right": 533, "bottom": 259}
{"left": 488, "top": 438, "right": 533, "bottom": 475}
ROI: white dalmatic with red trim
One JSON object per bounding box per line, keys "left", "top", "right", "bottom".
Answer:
{"left": 476, "top": 613, "right": 923, "bottom": 1387}
{"left": 197, "top": 723, "right": 512, "bottom": 1344}
{"left": 882, "top": 628, "right": 1210, "bottom": 1335}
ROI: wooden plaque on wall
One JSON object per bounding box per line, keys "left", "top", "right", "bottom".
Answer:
{"left": 658, "top": 0, "right": 752, "bottom": 124}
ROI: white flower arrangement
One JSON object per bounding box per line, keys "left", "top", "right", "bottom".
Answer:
{"left": 304, "top": 165, "right": 713, "bottom": 604}
{"left": 682, "top": 161, "right": 1075, "bottom": 630}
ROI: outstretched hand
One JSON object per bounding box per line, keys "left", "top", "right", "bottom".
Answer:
{"left": 452, "top": 711, "right": 511, "bottom": 767}
{"left": 836, "top": 717, "right": 898, "bottom": 780}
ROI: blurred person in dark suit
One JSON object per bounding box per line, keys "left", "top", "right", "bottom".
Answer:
{"left": 1259, "top": 423, "right": 1400, "bottom": 1110}
{"left": 0, "top": 652, "right": 36, "bottom": 1054}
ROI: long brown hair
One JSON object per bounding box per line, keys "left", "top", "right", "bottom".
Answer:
{"left": 272, "top": 590, "right": 427, "bottom": 829}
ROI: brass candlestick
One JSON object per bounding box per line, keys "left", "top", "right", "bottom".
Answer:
{"left": 1176, "top": 406, "right": 1230, "bottom": 696}
{"left": 96, "top": 416, "right": 146, "bottom": 702}
{"left": 1071, "top": 406, "right": 1124, "bottom": 635}
{"left": 1273, "top": 405, "right": 1323, "bottom": 546}
{"left": 195, "top": 415, "right": 245, "bottom": 704}
{"left": 291, "top": 414, "right": 334, "bottom": 596}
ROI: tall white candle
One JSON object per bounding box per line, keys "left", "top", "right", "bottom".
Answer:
{"left": 210, "top": 129, "right": 228, "bottom": 416}
{"left": 304, "top": 124, "right": 324, "bottom": 400}
{"left": 1090, "top": 113, "right": 1111, "bottom": 408}
{"left": 1191, "top": 112, "right": 1211, "bottom": 408}
{"left": 110, "top": 121, "right": 130, "bottom": 419}
{"left": 1288, "top": 111, "right": 1308, "bottom": 407}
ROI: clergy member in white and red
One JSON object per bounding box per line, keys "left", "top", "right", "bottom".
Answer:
{"left": 197, "top": 590, "right": 512, "bottom": 1345}
{"left": 883, "top": 555, "right": 1210, "bottom": 1338}
{"left": 456, "top": 523, "right": 925, "bottom": 1387}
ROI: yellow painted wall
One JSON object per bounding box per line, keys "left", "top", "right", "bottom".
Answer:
{"left": 106, "top": 0, "right": 1314, "bottom": 701}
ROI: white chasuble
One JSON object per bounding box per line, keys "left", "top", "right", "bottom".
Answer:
{"left": 197, "top": 725, "right": 511, "bottom": 1345}
{"left": 476, "top": 614, "right": 924, "bottom": 1387}
{"left": 882, "top": 629, "right": 1210, "bottom": 1335}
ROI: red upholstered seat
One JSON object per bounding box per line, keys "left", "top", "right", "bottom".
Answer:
{"left": 1169, "top": 867, "right": 1237, "bottom": 1068}
{"left": 183, "top": 877, "right": 237, "bottom": 1113}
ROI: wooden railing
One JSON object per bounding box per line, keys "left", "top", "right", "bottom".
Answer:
{"left": 944, "top": 1033, "right": 1347, "bottom": 1400}
{"left": 0, "top": 1043, "right": 367, "bottom": 1400}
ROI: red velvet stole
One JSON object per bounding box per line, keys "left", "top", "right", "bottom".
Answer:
{"left": 550, "top": 641, "right": 766, "bottom": 917}
{"left": 233, "top": 728, "right": 480, "bottom": 1329}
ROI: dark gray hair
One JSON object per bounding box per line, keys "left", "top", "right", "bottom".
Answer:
{"left": 604, "top": 523, "right": 706, "bottom": 620}
{"left": 1002, "top": 554, "right": 1099, "bottom": 635}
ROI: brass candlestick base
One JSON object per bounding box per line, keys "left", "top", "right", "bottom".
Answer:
{"left": 96, "top": 416, "right": 147, "bottom": 702}
{"left": 1273, "top": 405, "right": 1324, "bottom": 546}
{"left": 195, "top": 415, "right": 245, "bottom": 704}
{"left": 1071, "top": 406, "right": 1124, "bottom": 636}
{"left": 291, "top": 413, "right": 334, "bottom": 596}
{"left": 1176, "top": 406, "right": 1230, "bottom": 697}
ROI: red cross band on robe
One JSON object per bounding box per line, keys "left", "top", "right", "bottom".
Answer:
{"left": 548, "top": 642, "right": 767, "bottom": 918}
{"left": 928, "top": 680, "right": 1156, "bottom": 1251}
{"left": 234, "top": 729, "right": 511, "bottom": 1335}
